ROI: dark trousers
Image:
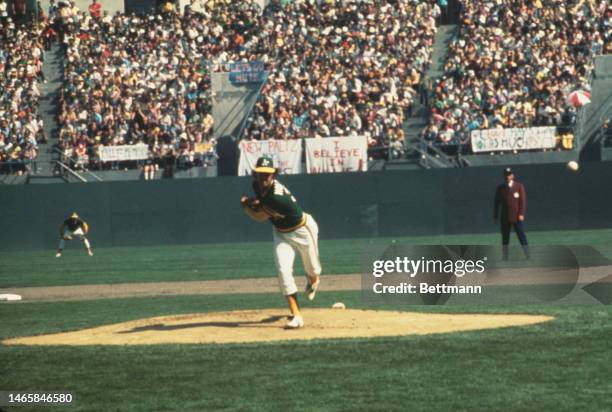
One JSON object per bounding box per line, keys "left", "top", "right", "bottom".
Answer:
{"left": 501, "top": 220, "right": 529, "bottom": 259}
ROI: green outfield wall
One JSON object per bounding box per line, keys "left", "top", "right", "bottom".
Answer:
{"left": 0, "top": 162, "right": 611, "bottom": 251}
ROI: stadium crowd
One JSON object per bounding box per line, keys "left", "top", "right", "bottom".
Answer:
{"left": 241, "top": 0, "right": 439, "bottom": 153}
{"left": 53, "top": 0, "right": 440, "bottom": 167}
{"left": 3, "top": 0, "right": 610, "bottom": 175}
{"left": 424, "top": 0, "right": 611, "bottom": 149}
{"left": 55, "top": 0, "right": 259, "bottom": 169}
{"left": 0, "top": 17, "right": 46, "bottom": 173}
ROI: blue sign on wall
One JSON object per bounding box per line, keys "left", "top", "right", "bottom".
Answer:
{"left": 229, "top": 62, "right": 266, "bottom": 84}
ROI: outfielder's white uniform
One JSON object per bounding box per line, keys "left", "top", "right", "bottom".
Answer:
{"left": 273, "top": 213, "right": 321, "bottom": 296}
{"left": 59, "top": 227, "right": 88, "bottom": 250}
{"left": 57, "top": 215, "right": 93, "bottom": 257}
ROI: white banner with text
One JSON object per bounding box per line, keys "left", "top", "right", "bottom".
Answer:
{"left": 238, "top": 139, "right": 303, "bottom": 176}
{"left": 471, "top": 127, "right": 557, "bottom": 152}
{"left": 305, "top": 136, "right": 368, "bottom": 173}
{"left": 99, "top": 144, "right": 149, "bottom": 162}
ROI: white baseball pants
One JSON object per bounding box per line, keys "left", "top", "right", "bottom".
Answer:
{"left": 273, "top": 213, "right": 321, "bottom": 296}
{"left": 59, "top": 228, "right": 90, "bottom": 249}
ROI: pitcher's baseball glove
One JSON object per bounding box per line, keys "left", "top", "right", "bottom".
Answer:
{"left": 240, "top": 196, "right": 269, "bottom": 222}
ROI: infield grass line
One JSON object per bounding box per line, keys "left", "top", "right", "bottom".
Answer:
{"left": 2, "top": 229, "right": 612, "bottom": 288}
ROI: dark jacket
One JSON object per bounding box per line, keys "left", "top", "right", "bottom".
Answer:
{"left": 494, "top": 181, "right": 526, "bottom": 223}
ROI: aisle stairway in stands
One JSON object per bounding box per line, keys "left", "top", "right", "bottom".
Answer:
{"left": 399, "top": 24, "right": 458, "bottom": 169}
{"left": 29, "top": 43, "right": 65, "bottom": 184}
{"left": 578, "top": 55, "right": 612, "bottom": 161}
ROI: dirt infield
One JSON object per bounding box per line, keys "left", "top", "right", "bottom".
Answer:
{"left": 2, "top": 309, "right": 554, "bottom": 346}
{"left": 1, "top": 266, "right": 610, "bottom": 303}
{"left": 0, "top": 275, "right": 361, "bottom": 302}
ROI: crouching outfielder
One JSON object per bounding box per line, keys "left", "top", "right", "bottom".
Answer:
{"left": 56, "top": 212, "right": 93, "bottom": 257}
{"left": 241, "top": 156, "right": 321, "bottom": 329}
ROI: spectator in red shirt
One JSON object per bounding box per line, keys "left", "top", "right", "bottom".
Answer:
{"left": 88, "top": 0, "right": 101, "bottom": 19}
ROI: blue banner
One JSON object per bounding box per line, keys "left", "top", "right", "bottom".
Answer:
{"left": 229, "top": 62, "right": 266, "bottom": 84}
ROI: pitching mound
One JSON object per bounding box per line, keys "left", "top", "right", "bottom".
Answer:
{"left": 2, "top": 309, "right": 553, "bottom": 346}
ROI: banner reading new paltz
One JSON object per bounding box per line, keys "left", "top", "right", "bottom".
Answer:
{"left": 238, "top": 139, "right": 303, "bottom": 176}
{"left": 305, "top": 136, "right": 368, "bottom": 173}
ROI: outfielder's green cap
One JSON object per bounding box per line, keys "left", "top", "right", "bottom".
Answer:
{"left": 254, "top": 156, "right": 276, "bottom": 174}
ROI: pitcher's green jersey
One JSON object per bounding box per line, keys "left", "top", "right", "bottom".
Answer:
{"left": 253, "top": 180, "right": 305, "bottom": 232}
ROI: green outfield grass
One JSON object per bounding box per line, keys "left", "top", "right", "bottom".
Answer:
{"left": 2, "top": 228, "right": 612, "bottom": 288}
{"left": 2, "top": 229, "right": 612, "bottom": 410}
{"left": 2, "top": 292, "right": 612, "bottom": 411}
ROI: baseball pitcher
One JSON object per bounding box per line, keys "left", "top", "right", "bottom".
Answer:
{"left": 241, "top": 156, "right": 321, "bottom": 329}
{"left": 56, "top": 212, "right": 93, "bottom": 257}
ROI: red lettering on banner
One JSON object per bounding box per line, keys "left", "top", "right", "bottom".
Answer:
{"left": 273, "top": 140, "right": 287, "bottom": 152}
{"left": 312, "top": 148, "right": 364, "bottom": 159}
{"left": 245, "top": 141, "right": 262, "bottom": 154}
{"left": 305, "top": 137, "right": 366, "bottom": 174}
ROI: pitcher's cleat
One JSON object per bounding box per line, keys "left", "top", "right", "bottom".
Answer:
{"left": 306, "top": 276, "right": 320, "bottom": 301}
{"left": 286, "top": 315, "right": 304, "bottom": 329}
{"left": 87, "top": 248, "right": 94, "bottom": 257}
{"left": 55, "top": 251, "right": 62, "bottom": 258}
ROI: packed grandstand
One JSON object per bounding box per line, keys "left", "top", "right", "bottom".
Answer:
{"left": 0, "top": 0, "right": 610, "bottom": 174}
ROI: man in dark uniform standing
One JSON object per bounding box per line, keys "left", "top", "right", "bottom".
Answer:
{"left": 494, "top": 168, "right": 529, "bottom": 259}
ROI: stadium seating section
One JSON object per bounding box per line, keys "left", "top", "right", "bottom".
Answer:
{"left": 0, "top": 19, "right": 46, "bottom": 174}
{"left": 1, "top": 0, "right": 611, "bottom": 172}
